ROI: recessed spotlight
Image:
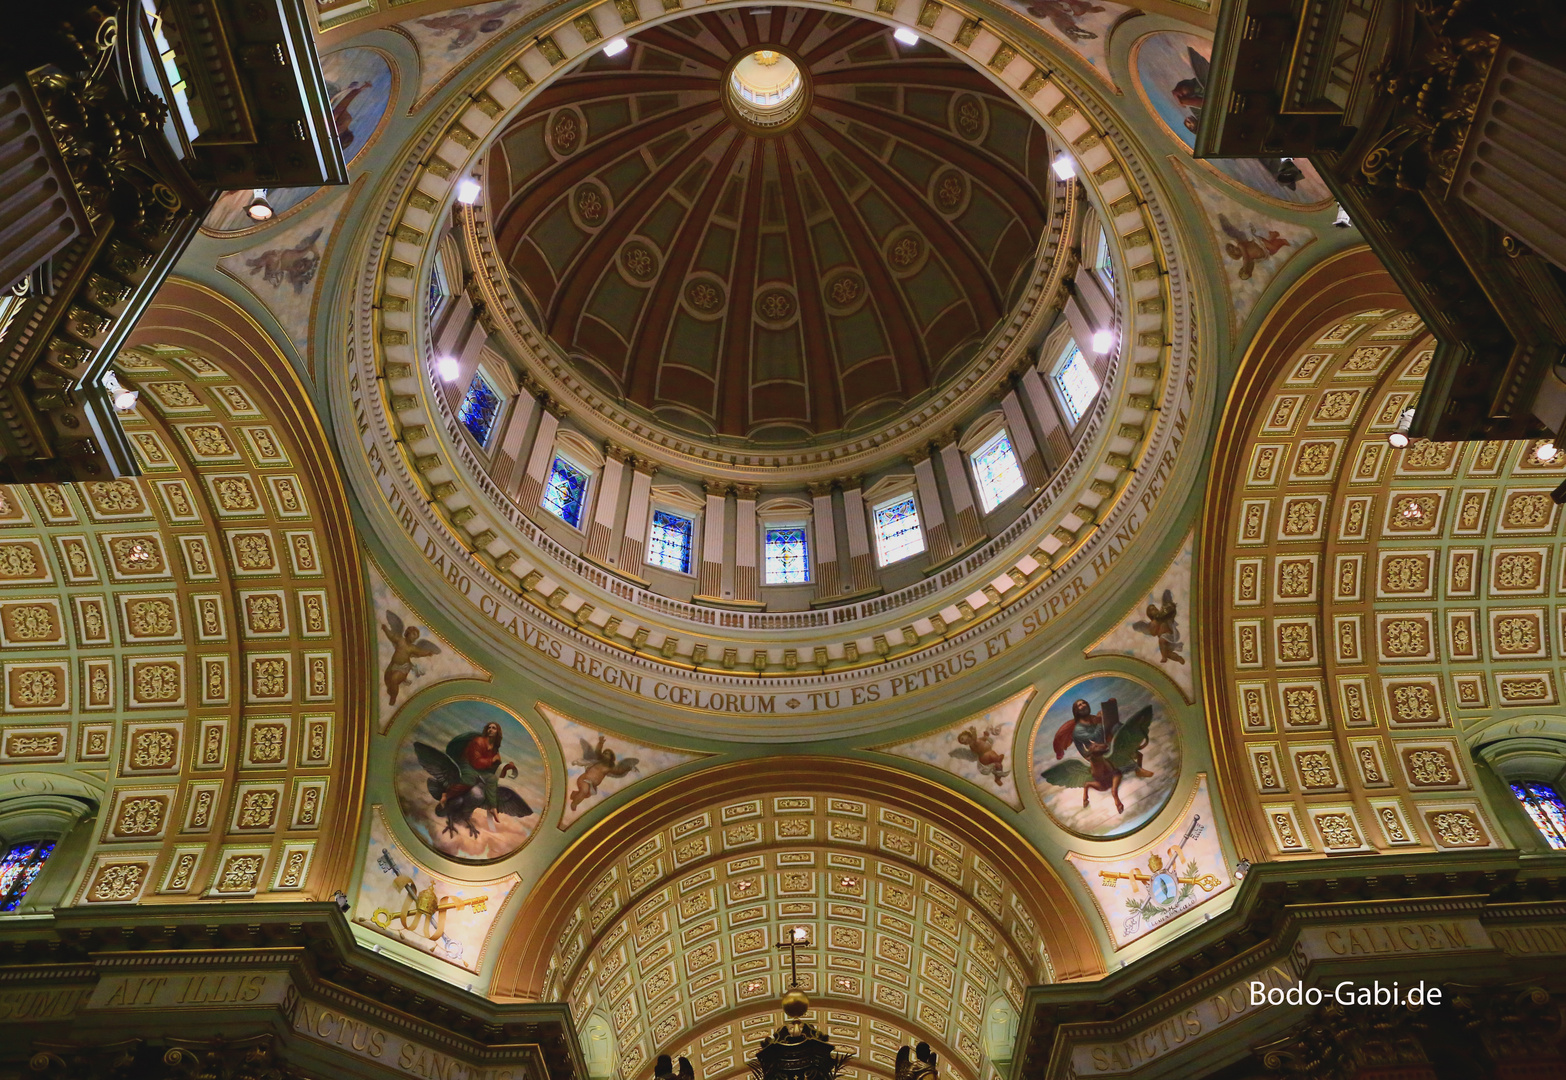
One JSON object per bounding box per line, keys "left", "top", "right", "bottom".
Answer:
{"left": 1051, "top": 153, "right": 1076, "bottom": 180}
{"left": 1090, "top": 329, "right": 1115, "bottom": 355}
{"left": 437, "top": 356, "right": 460, "bottom": 382}
{"left": 894, "top": 28, "right": 919, "bottom": 46}
{"left": 1387, "top": 431, "right": 1409, "bottom": 448}
{"left": 245, "top": 188, "right": 274, "bottom": 221}
{"left": 455, "top": 177, "right": 482, "bottom": 205}
{"left": 604, "top": 36, "right": 628, "bottom": 56}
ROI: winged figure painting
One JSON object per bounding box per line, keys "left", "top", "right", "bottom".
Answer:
{"left": 382, "top": 610, "right": 442, "bottom": 705}
{"left": 1040, "top": 698, "right": 1155, "bottom": 813}
{"left": 570, "top": 735, "right": 640, "bottom": 811}
{"left": 414, "top": 722, "right": 534, "bottom": 837}
{"left": 1174, "top": 45, "right": 1208, "bottom": 133}
{"left": 1132, "top": 589, "right": 1185, "bottom": 665}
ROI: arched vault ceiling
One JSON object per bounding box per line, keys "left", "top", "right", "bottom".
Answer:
{"left": 488, "top": 9, "right": 1055, "bottom": 442}
{"left": 0, "top": 280, "right": 368, "bottom": 902}
{"left": 492, "top": 761, "right": 1101, "bottom": 1079}
{"left": 1202, "top": 253, "right": 1549, "bottom": 861}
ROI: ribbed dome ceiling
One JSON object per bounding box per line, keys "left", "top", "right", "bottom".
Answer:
{"left": 487, "top": 9, "right": 1057, "bottom": 444}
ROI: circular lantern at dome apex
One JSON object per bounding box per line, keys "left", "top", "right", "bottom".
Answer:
{"left": 394, "top": 698, "right": 549, "bottom": 862}
{"left": 724, "top": 46, "right": 811, "bottom": 133}
{"left": 1030, "top": 674, "right": 1181, "bottom": 839}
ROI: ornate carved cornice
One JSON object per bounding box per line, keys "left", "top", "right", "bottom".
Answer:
{"left": 1012, "top": 851, "right": 1566, "bottom": 1080}
{"left": 0, "top": 904, "right": 583, "bottom": 1080}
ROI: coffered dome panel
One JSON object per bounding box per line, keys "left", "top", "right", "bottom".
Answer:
{"left": 487, "top": 9, "right": 1056, "bottom": 444}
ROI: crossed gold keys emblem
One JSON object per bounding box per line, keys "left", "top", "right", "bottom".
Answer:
{"left": 1097, "top": 815, "right": 1223, "bottom": 905}
{"left": 371, "top": 850, "right": 488, "bottom": 940}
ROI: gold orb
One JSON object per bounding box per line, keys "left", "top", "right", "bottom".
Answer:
{"left": 781, "top": 988, "right": 810, "bottom": 1017}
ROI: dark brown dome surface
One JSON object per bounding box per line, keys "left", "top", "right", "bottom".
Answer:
{"left": 487, "top": 9, "right": 1056, "bottom": 443}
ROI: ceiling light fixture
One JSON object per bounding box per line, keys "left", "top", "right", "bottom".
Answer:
{"left": 437, "top": 356, "right": 460, "bottom": 382}
{"left": 1388, "top": 406, "right": 1415, "bottom": 448}
{"left": 1538, "top": 440, "right": 1559, "bottom": 464}
{"left": 245, "top": 188, "right": 274, "bottom": 221}
{"left": 1090, "top": 328, "right": 1115, "bottom": 355}
{"left": 1333, "top": 204, "right": 1353, "bottom": 229}
{"left": 456, "top": 177, "right": 482, "bottom": 205}
{"left": 604, "top": 36, "right": 627, "bottom": 56}
{"left": 1051, "top": 152, "right": 1076, "bottom": 180}
{"left": 103, "top": 371, "right": 138, "bottom": 412}
{"left": 894, "top": 27, "right": 919, "bottom": 46}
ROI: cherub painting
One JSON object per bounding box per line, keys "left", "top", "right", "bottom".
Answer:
{"left": 245, "top": 227, "right": 322, "bottom": 294}
{"left": 540, "top": 704, "right": 705, "bottom": 829}
{"left": 415, "top": 1, "right": 520, "bottom": 51}
{"left": 570, "top": 735, "right": 639, "bottom": 811}
{"left": 951, "top": 725, "right": 1010, "bottom": 786}
{"left": 396, "top": 699, "right": 548, "bottom": 861}
{"left": 1000, "top": 0, "right": 1135, "bottom": 79}
{"left": 1032, "top": 676, "right": 1180, "bottom": 837}
{"left": 382, "top": 610, "right": 441, "bottom": 706}
{"left": 1219, "top": 214, "right": 1290, "bottom": 280}
{"left": 1132, "top": 588, "right": 1184, "bottom": 665}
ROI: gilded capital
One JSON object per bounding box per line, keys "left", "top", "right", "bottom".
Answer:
{"left": 703, "top": 478, "right": 731, "bottom": 497}
{"left": 806, "top": 479, "right": 836, "bottom": 498}
{"left": 732, "top": 483, "right": 760, "bottom": 500}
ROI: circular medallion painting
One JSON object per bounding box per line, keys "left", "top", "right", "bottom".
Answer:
{"left": 395, "top": 699, "right": 548, "bottom": 862}
{"left": 203, "top": 47, "right": 395, "bottom": 234}
{"left": 1131, "top": 31, "right": 1332, "bottom": 208}
{"left": 1030, "top": 675, "right": 1180, "bottom": 838}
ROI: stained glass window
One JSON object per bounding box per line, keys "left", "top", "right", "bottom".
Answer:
{"left": 764, "top": 526, "right": 810, "bottom": 584}
{"left": 458, "top": 373, "right": 502, "bottom": 447}
{"left": 542, "top": 455, "right": 589, "bottom": 528}
{"left": 971, "top": 429, "right": 1025, "bottom": 512}
{"left": 427, "top": 261, "right": 448, "bottom": 322}
{"left": 647, "top": 510, "right": 694, "bottom": 574}
{"left": 1096, "top": 227, "right": 1115, "bottom": 283}
{"left": 0, "top": 840, "right": 54, "bottom": 912}
{"left": 873, "top": 494, "right": 925, "bottom": 566}
{"left": 1053, "top": 343, "right": 1099, "bottom": 423}
{"left": 1512, "top": 781, "right": 1566, "bottom": 850}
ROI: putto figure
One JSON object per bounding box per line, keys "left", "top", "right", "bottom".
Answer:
{"left": 1132, "top": 588, "right": 1185, "bottom": 665}
{"left": 1040, "top": 698, "right": 1154, "bottom": 812}
{"left": 570, "top": 735, "right": 640, "bottom": 811}
{"left": 415, "top": 721, "right": 533, "bottom": 837}
{"left": 381, "top": 610, "right": 442, "bottom": 705}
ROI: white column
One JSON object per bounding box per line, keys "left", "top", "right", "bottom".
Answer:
{"left": 616, "top": 458, "right": 657, "bottom": 577}
{"left": 910, "top": 447, "right": 950, "bottom": 562}
{"left": 809, "top": 481, "right": 840, "bottom": 600}
{"left": 733, "top": 484, "right": 759, "bottom": 604}
{"left": 584, "top": 445, "right": 628, "bottom": 566}
{"left": 697, "top": 480, "right": 727, "bottom": 600}
{"left": 452, "top": 315, "right": 489, "bottom": 393}
{"left": 839, "top": 477, "right": 877, "bottom": 595}
{"left": 1000, "top": 387, "right": 1048, "bottom": 489}
{"left": 516, "top": 399, "right": 563, "bottom": 510}
{"left": 936, "top": 429, "right": 984, "bottom": 549}
{"left": 1021, "top": 367, "right": 1070, "bottom": 470}
{"left": 434, "top": 293, "right": 473, "bottom": 357}
{"left": 491, "top": 390, "right": 538, "bottom": 492}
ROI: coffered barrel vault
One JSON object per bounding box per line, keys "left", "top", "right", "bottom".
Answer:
{"left": 488, "top": 10, "right": 1056, "bottom": 442}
